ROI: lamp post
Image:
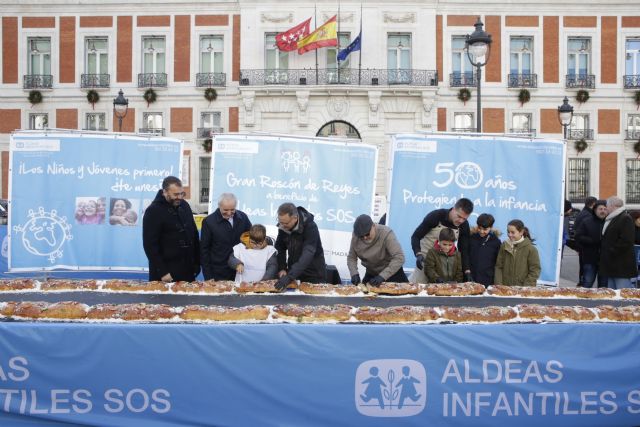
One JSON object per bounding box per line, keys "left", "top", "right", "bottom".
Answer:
{"left": 113, "top": 89, "right": 129, "bottom": 132}
{"left": 557, "top": 96, "right": 574, "bottom": 139}
{"left": 465, "top": 17, "right": 492, "bottom": 133}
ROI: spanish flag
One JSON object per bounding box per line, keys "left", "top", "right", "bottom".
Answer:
{"left": 297, "top": 15, "right": 337, "bottom": 54}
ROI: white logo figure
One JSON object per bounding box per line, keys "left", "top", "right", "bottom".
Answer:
{"left": 454, "top": 162, "right": 483, "bottom": 189}
{"left": 13, "top": 207, "right": 73, "bottom": 263}
{"left": 355, "top": 359, "right": 427, "bottom": 417}
{"left": 281, "top": 151, "right": 311, "bottom": 174}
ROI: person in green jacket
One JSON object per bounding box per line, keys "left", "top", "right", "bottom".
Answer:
{"left": 494, "top": 219, "right": 541, "bottom": 286}
{"left": 424, "top": 228, "right": 463, "bottom": 283}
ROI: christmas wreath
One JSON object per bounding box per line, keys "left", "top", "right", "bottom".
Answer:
{"left": 457, "top": 88, "right": 471, "bottom": 105}
{"left": 634, "top": 140, "right": 640, "bottom": 157}
{"left": 28, "top": 90, "right": 43, "bottom": 106}
{"left": 574, "top": 138, "right": 588, "bottom": 154}
{"left": 143, "top": 88, "right": 157, "bottom": 107}
{"left": 204, "top": 88, "right": 218, "bottom": 105}
{"left": 202, "top": 138, "right": 213, "bottom": 152}
{"left": 576, "top": 90, "right": 590, "bottom": 105}
{"left": 517, "top": 89, "right": 531, "bottom": 107}
{"left": 86, "top": 90, "right": 100, "bottom": 110}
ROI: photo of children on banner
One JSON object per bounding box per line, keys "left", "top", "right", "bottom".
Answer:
{"left": 424, "top": 227, "right": 463, "bottom": 283}
{"left": 109, "top": 198, "right": 139, "bottom": 226}
{"left": 74, "top": 197, "right": 106, "bottom": 225}
{"left": 228, "top": 224, "right": 278, "bottom": 282}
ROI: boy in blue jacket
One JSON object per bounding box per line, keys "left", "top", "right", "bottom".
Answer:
{"left": 469, "top": 213, "right": 501, "bottom": 287}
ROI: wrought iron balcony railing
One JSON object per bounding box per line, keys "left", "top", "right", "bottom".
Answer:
{"left": 139, "top": 128, "right": 165, "bottom": 136}
{"left": 239, "top": 68, "right": 438, "bottom": 86}
{"left": 82, "top": 128, "right": 108, "bottom": 132}
{"left": 197, "top": 127, "right": 224, "bottom": 138}
{"left": 449, "top": 73, "right": 476, "bottom": 88}
{"left": 624, "top": 75, "right": 640, "bottom": 89}
{"left": 508, "top": 128, "right": 537, "bottom": 137}
{"left": 138, "top": 73, "right": 168, "bottom": 88}
{"left": 23, "top": 74, "right": 53, "bottom": 89}
{"left": 196, "top": 72, "right": 226, "bottom": 87}
{"left": 451, "top": 127, "right": 476, "bottom": 133}
{"left": 565, "top": 74, "right": 596, "bottom": 89}
{"left": 508, "top": 73, "right": 538, "bottom": 88}
{"left": 81, "top": 73, "right": 110, "bottom": 88}
{"left": 625, "top": 129, "right": 640, "bottom": 140}
{"left": 567, "top": 129, "right": 594, "bottom": 140}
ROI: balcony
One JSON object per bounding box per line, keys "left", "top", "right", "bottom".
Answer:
{"left": 567, "top": 129, "right": 594, "bottom": 140}
{"left": 624, "top": 75, "right": 640, "bottom": 89}
{"left": 139, "top": 128, "right": 165, "bottom": 136}
{"left": 23, "top": 74, "right": 53, "bottom": 89}
{"left": 196, "top": 72, "right": 226, "bottom": 87}
{"left": 451, "top": 127, "right": 476, "bottom": 133}
{"left": 565, "top": 74, "right": 596, "bottom": 89}
{"left": 508, "top": 128, "right": 537, "bottom": 137}
{"left": 508, "top": 73, "right": 537, "bottom": 88}
{"left": 197, "top": 127, "right": 224, "bottom": 138}
{"left": 449, "top": 73, "right": 476, "bottom": 88}
{"left": 625, "top": 129, "right": 640, "bottom": 140}
{"left": 81, "top": 74, "right": 110, "bottom": 89}
{"left": 82, "top": 128, "right": 108, "bottom": 132}
{"left": 239, "top": 68, "right": 438, "bottom": 86}
{"left": 138, "top": 73, "right": 168, "bottom": 88}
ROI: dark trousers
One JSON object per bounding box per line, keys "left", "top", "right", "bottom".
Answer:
{"left": 363, "top": 268, "right": 408, "bottom": 284}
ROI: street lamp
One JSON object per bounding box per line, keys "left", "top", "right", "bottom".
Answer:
{"left": 113, "top": 89, "right": 129, "bottom": 132}
{"left": 465, "top": 17, "right": 492, "bottom": 133}
{"left": 557, "top": 96, "right": 574, "bottom": 139}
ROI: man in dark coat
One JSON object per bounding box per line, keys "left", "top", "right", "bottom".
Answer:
{"left": 573, "top": 196, "right": 597, "bottom": 285}
{"left": 468, "top": 213, "right": 501, "bottom": 287}
{"left": 200, "top": 193, "right": 251, "bottom": 280}
{"left": 600, "top": 196, "right": 638, "bottom": 289}
{"left": 575, "top": 199, "right": 607, "bottom": 288}
{"left": 142, "top": 176, "right": 200, "bottom": 282}
{"left": 274, "top": 203, "right": 326, "bottom": 290}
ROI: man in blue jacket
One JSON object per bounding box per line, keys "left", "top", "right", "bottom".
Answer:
{"left": 275, "top": 203, "right": 326, "bottom": 290}
{"left": 200, "top": 193, "right": 251, "bottom": 280}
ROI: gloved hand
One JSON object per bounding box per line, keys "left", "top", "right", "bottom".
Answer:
{"left": 275, "top": 275, "right": 292, "bottom": 291}
{"left": 464, "top": 272, "right": 473, "bottom": 282}
{"left": 368, "top": 275, "right": 384, "bottom": 287}
{"left": 415, "top": 254, "right": 425, "bottom": 270}
{"left": 351, "top": 274, "right": 361, "bottom": 285}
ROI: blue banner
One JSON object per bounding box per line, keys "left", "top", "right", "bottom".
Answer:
{"left": 9, "top": 132, "right": 182, "bottom": 272}
{"left": 210, "top": 134, "right": 377, "bottom": 278}
{"left": 0, "top": 323, "right": 638, "bottom": 426}
{"left": 388, "top": 134, "right": 565, "bottom": 284}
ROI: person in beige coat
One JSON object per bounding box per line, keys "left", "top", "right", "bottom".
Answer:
{"left": 494, "top": 219, "right": 541, "bottom": 286}
{"left": 347, "top": 215, "right": 407, "bottom": 286}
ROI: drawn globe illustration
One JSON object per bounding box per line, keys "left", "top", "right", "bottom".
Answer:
{"left": 13, "top": 208, "right": 72, "bottom": 263}
{"left": 454, "top": 162, "right": 483, "bottom": 189}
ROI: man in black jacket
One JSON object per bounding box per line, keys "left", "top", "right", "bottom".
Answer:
{"left": 410, "top": 198, "right": 473, "bottom": 283}
{"left": 575, "top": 199, "right": 607, "bottom": 288}
{"left": 200, "top": 193, "right": 251, "bottom": 280}
{"left": 573, "top": 196, "right": 597, "bottom": 285}
{"left": 142, "top": 176, "right": 200, "bottom": 282}
{"left": 600, "top": 196, "right": 638, "bottom": 289}
{"left": 275, "top": 203, "right": 326, "bottom": 290}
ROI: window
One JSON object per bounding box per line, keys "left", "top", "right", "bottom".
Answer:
{"left": 28, "top": 37, "right": 51, "bottom": 76}
{"left": 567, "top": 158, "right": 590, "bottom": 203}
{"left": 387, "top": 34, "right": 411, "bottom": 83}
{"left": 316, "top": 120, "right": 361, "bottom": 139}
{"left": 510, "top": 37, "right": 533, "bottom": 75}
{"left": 627, "top": 114, "right": 640, "bottom": 140}
{"left": 511, "top": 113, "right": 533, "bottom": 134}
{"left": 142, "top": 112, "right": 164, "bottom": 135}
{"left": 85, "top": 113, "right": 106, "bottom": 131}
{"left": 142, "top": 36, "right": 166, "bottom": 74}
{"left": 452, "top": 36, "right": 473, "bottom": 78}
{"left": 326, "top": 32, "right": 351, "bottom": 83}
{"left": 625, "top": 38, "right": 640, "bottom": 77}
{"left": 453, "top": 112, "right": 474, "bottom": 132}
{"left": 265, "top": 33, "right": 288, "bottom": 83}
{"left": 200, "top": 35, "right": 223, "bottom": 73}
{"left": 199, "top": 112, "right": 222, "bottom": 138}
{"left": 569, "top": 113, "right": 592, "bottom": 139}
{"left": 86, "top": 38, "right": 108, "bottom": 75}
{"left": 567, "top": 38, "right": 591, "bottom": 76}
{"left": 199, "top": 157, "right": 211, "bottom": 204}
{"left": 29, "top": 113, "right": 48, "bottom": 130}
{"left": 626, "top": 159, "right": 640, "bottom": 204}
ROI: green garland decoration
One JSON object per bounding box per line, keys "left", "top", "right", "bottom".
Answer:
{"left": 202, "top": 138, "right": 213, "bottom": 153}
{"left": 204, "top": 88, "right": 218, "bottom": 105}
{"left": 143, "top": 88, "right": 157, "bottom": 107}
{"left": 634, "top": 91, "right": 640, "bottom": 111}
{"left": 574, "top": 138, "right": 588, "bottom": 154}
{"left": 517, "top": 89, "right": 531, "bottom": 107}
{"left": 576, "top": 89, "right": 590, "bottom": 105}
{"left": 457, "top": 88, "right": 471, "bottom": 106}
{"left": 634, "top": 140, "right": 640, "bottom": 157}
{"left": 28, "top": 90, "right": 43, "bottom": 106}
{"left": 86, "top": 90, "right": 100, "bottom": 110}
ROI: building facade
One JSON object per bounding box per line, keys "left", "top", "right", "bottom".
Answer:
{"left": 0, "top": 0, "right": 639, "bottom": 214}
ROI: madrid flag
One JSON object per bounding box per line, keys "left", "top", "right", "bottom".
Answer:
{"left": 297, "top": 15, "right": 337, "bottom": 54}
{"left": 276, "top": 18, "right": 312, "bottom": 51}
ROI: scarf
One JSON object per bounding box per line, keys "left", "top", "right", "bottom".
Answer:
{"left": 602, "top": 206, "right": 625, "bottom": 235}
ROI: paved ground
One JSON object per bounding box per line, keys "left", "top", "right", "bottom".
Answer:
{"left": 559, "top": 247, "right": 579, "bottom": 288}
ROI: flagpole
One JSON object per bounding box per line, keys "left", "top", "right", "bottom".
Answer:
{"left": 314, "top": 4, "right": 319, "bottom": 85}
{"left": 358, "top": 3, "right": 362, "bottom": 85}
{"left": 336, "top": 1, "right": 341, "bottom": 84}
